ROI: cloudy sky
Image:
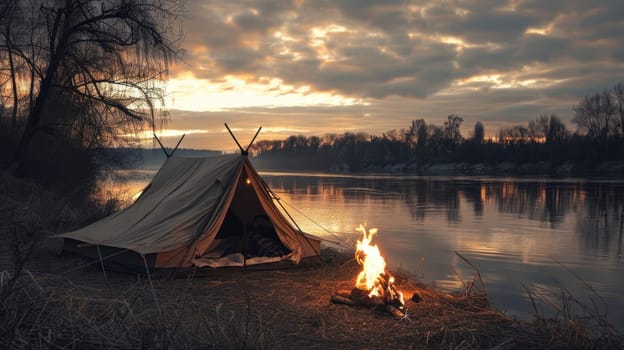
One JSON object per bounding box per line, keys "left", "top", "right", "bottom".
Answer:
{"left": 155, "top": 0, "right": 624, "bottom": 151}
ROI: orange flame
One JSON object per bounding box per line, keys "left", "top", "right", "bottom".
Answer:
{"left": 354, "top": 224, "right": 404, "bottom": 306}
{"left": 355, "top": 224, "right": 385, "bottom": 295}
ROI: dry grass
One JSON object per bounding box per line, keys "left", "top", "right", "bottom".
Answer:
{"left": 2, "top": 250, "right": 623, "bottom": 349}
{"left": 0, "top": 270, "right": 277, "bottom": 349}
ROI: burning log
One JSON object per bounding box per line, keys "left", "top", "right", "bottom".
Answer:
{"left": 330, "top": 294, "right": 356, "bottom": 306}
{"left": 385, "top": 304, "right": 405, "bottom": 319}
{"left": 331, "top": 287, "right": 406, "bottom": 319}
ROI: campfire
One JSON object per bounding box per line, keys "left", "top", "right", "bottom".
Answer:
{"left": 332, "top": 224, "right": 407, "bottom": 319}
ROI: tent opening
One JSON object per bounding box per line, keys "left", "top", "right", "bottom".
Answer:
{"left": 197, "top": 168, "right": 291, "bottom": 267}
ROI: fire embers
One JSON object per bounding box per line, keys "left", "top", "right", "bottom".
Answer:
{"left": 331, "top": 286, "right": 407, "bottom": 320}
{"left": 331, "top": 225, "right": 407, "bottom": 320}
{"left": 369, "top": 272, "right": 405, "bottom": 312}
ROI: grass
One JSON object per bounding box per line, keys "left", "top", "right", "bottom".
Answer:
{"left": 1, "top": 271, "right": 278, "bottom": 349}
{"left": 3, "top": 249, "right": 623, "bottom": 349}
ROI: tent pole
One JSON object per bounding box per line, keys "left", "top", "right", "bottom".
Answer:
{"left": 153, "top": 133, "right": 171, "bottom": 158}
{"left": 153, "top": 133, "right": 186, "bottom": 158}
{"left": 224, "top": 123, "right": 246, "bottom": 153}
{"left": 170, "top": 134, "right": 186, "bottom": 157}
{"left": 244, "top": 127, "right": 263, "bottom": 153}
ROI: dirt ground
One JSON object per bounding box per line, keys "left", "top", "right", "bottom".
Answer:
{"left": 2, "top": 238, "right": 622, "bottom": 350}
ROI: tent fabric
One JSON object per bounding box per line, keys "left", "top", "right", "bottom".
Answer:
{"left": 61, "top": 154, "right": 242, "bottom": 254}
{"left": 59, "top": 153, "right": 322, "bottom": 269}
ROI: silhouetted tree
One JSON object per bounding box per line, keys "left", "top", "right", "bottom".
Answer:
{"left": 1, "top": 0, "right": 182, "bottom": 173}
{"left": 309, "top": 135, "right": 321, "bottom": 151}
{"left": 443, "top": 114, "right": 463, "bottom": 150}
{"left": 499, "top": 125, "right": 529, "bottom": 144}
{"left": 472, "top": 121, "right": 484, "bottom": 144}
{"left": 573, "top": 89, "right": 619, "bottom": 141}
{"left": 612, "top": 83, "right": 624, "bottom": 137}
{"left": 414, "top": 119, "right": 428, "bottom": 148}
{"left": 427, "top": 124, "right": 444, "bottom": 155}
{"left": 405, "top": 120, "right": 417, "bottom": 147}
{"left": 528, "top": 115, "right": 548, "bottom": 143}
{"left": 546, "top": 114, "right": 568, "bottom": 144}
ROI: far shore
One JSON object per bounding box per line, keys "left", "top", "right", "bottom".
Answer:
{"left": 250, "top": 159, "right": 624, "bottom": 178}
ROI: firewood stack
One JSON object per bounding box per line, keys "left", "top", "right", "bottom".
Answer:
{"left": 331, "top": 272, "right": 406, "bottom": 319}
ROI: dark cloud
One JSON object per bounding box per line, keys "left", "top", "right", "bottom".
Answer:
{"left": 444, "top": 11, "right": 536, "bottom": 42}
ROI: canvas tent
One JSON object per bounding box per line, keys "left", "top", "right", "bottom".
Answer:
{"left": 60, "top": 152, "right": 322, "bottom": 271}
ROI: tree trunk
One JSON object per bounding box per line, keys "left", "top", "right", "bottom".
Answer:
{"left": 8, "top": 6, "right": 67, "bottom": 173}
{"left": 7, "top": 36, "right": 18, "bottom": 129}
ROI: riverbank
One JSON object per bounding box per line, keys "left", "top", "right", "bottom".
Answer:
{"left": 2, "top": 239, "right": 623, "bottom": 349}
{"left": 408, "top": 160, "right": 624, "bottom": 177}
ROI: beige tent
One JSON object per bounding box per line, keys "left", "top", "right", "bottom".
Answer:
{"left": 60, "top": 153, "right": 322, "bottom": 271}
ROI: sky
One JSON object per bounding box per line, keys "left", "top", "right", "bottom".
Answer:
{"left": 153, "top": 0, "right": 624, "bottom": 151}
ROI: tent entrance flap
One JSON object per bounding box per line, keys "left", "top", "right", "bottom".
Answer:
{"left": 196, "top": 166, "right": 293, "bottom": 267}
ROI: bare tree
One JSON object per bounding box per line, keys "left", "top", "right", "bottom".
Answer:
{"left": 572, "top": 89, "right": 618, "bottom": 141}
{"left": 472, "top": 121, "right": 484, "bottom": 144}
{"left": 1, "top": 0, "right": 182, "bottom": 172}
{"left": 528, "top": 115, "right": 549, "bottom": 143}
{"left": 546, "top": 114, "right": 567, "bottom": 144}
{"left": 499, "top": 125, "right": 529, "bottom": 144}
{"left": 443, "top": 114, "right": 463, "bottom": 150}
{"left": 427, "top": 124, "right": 444, "bottom": 154}
{"left": 405, "top": 120, "right": 417, "bottom": 149}
{"left": 413, "top": 118, "right": 427, "bottom": 148}
{"left": 613, "top": 82, "right": 624, "bottom": 137}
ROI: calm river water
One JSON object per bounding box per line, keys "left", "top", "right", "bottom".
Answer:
{"left": 114, "top": 170, "right": 624, "bottom": 328}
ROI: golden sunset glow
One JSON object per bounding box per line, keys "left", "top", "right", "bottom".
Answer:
{"left": 130, "top": 129, "right": 211, "bottom": 139}
{"left": 166, "top": 72, "right": 365, "bottom": 112}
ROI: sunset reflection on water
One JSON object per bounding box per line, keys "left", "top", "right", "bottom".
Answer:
{"left": 260, "top": 173, "right": 624, "bottom": 328}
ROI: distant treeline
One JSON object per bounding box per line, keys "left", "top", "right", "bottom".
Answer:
{"left": 251, "top": 83, "right": 624, "bottom": 173}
